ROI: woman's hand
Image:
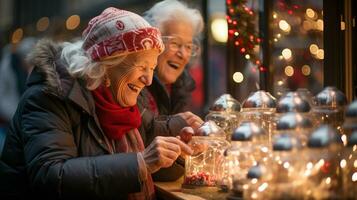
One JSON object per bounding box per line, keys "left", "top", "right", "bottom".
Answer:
{"left": 142, "top": 136, "right": 193, "bottom": 173}
{"left": 175, "top": 112, "right": 203, "bottom": 131}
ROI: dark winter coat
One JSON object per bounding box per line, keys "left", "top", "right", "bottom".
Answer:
{"left": 137, "top": 70, "right": 195, "bottom": 182}
{"left": 0, "top": 40, "right": 144, "bottom": 200}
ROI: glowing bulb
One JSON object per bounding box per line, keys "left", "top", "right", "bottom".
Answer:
{"left": 66, "top": 15, "right": 80, "bottom": 30}
{"left": 340, "top": 159, "right": 347, "bottom": 168}
{"left": 301, "top": 65, "right": 311, "bottom": 76}
{"left": 284, "top": 66, "right": 294, "bottom": 76}
{"left": 211, "top": 18, "right": 228, "bottom": 43}
{"left": 245, "top": 54, "right": 251, "bottom": 59}
{"left": 283, "top": 162, "right": 290, "bottom": 169}
{"left": 282, "top": 48, "right": 292, "bottom": 60}
{"left": 36, "top": 17, "right": 50, "bottom": 32}
{"left": 309, "top": 44, "right": 319, "bottom": 55}
{"left": 233, "top": 72, "right": 244, "bottom": 83}
{"left": 279, "top": 20, "right": 291, "bottom": 32}
{"left": 352, "top": 172, "right": 357, "bottom": 182}
{"left": 306, "top": 8, "right": 316, "bottom": 19}
{"left": 317, "top": 19, "right": 324, "bottom": 31}
{"left": 11, "top": 28, "right": 23, "bottom": 44}
{"left": 325, "top": 177, "right": 331, "bottom": 185}
{"left": 317, "top": 49, "right": 324, "bottom": 59}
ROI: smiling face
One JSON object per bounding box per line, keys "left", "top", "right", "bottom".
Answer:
{"left": 156, "top": 20, "right": 194, "bottom": 85}
{"left": 106, "top": 49, "right": 159, "bottom": 107}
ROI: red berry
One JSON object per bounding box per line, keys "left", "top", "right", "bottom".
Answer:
{"left": 179, "top": 127, "right": 194, "bottom": 143}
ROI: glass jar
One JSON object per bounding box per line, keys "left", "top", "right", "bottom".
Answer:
{"left": 262, "top": 133, "right": 305, "bottom": 200}
{"left": 312, "top": 86, "right": 347, "bottom": 129}
{"left": 341, "top": 130, "right": 357, "bottom": 199}
{"left": 343, "top": 100, "right": 357, "bottom": 146}
{"left": 205, "top": 94, "right": 241, "bottom": 140}
{"left": 241, "top": 164, "right": 272, "bottom": 200}
{"left": 275, "top": 112, "right": 313, "bottom": 147}
{"left": 183, "top": 121, "right": 230, "bottom": 189}
{"left": 302, "top": 125, "right": 344, "bottom": 199}
{"left": 240, "top": 90, "right": 276, "bottom": 139}
{"left": 225, "top": 122, "right": 268, "bottom": 196}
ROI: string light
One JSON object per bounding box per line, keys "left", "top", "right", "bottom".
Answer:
{"left": 226, "top": 0, "right": 263, "bottom": 72}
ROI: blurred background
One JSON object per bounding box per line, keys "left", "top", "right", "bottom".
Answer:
{"left": 0, "top": 0, "right": 356, "bottom": 120}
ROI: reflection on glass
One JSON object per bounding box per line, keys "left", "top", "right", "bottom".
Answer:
{"left": 271, "top": 0, "right": 324, "bottom": 98}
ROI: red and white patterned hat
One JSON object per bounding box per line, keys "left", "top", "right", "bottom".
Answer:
{"left": 82, "top": 7, "right": 165, "bottom": 61}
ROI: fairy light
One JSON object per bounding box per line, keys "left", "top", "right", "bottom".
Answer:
{"left": 36, "top": 17, "right": 50, "bottom": 32}
{"left": 309, "top": 44, "right": 319, "bottom": 55}
{"left": 11, "top": 28, "right": 23, "bottom": 44}
{"left": 233, "top": 72, "right": 244, "bottom": 83}
{"left": 226, "top": 0, "right": 263, "bottom": 71}
{"left": 284, "top": 66, "right": 294, "bottom": 76}
{"left": 282, "top": 48, "right": 292, "bottom": 60}
{"left": 301, "top": 65, "right": 311, "bottom": 76}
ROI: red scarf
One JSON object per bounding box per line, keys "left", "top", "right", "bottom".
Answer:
{"left": 91, "top": 85, "right": 142, "bottom": 140}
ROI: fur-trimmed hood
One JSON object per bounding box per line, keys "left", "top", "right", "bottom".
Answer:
{"left": 27, "top": 39, "right": 70, "bottom": 97}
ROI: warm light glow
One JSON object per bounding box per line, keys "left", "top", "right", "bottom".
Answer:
{"left": 251, "top": 178, "right": 258, "bottom": 184}
{"left": 233, "top": 72, "right": 244, "bottom": 83}
{"left": 325, "top": 177, "right": 331, "bottom": 185}
{"left": 283, "top": 162, "right": 290, "bottom": 169}
{"left": 234, "top": 32, "right": 239, "bottom": 36}
{"left": 279, "top": 20, "right": 291, "bottom": 32}
{"left": 309, "top": 44, "right": 319, "bottom": 55}
{"left": 317, "top": 19, "right": 324, "bottom": 31}
{"left": 258, "top": 183, "right": 268, "bottom": 192}
{"left": 301, "top": 65, "right": 311, "bottom": 76}
{"left": 11, "top": 28, "right": 23, "bottom": 44}
{"left": 303, "top": 20, "right": 313, "bottom": 30}
{"left": 273, "top": 12, "right": 278, "bottom": 19}
{"left": 341, "top": 134, "right": 348, "bottom": 146}
{"left": 211, "top": 18, "right": 228, "bottom": 43}
{"left": 285, "top": 66, "right": 294, "bottom": 76}
{"left": 277, "top": 80, "right": 284, "bottom": 86}
{"left": 307, "top": 162, "right": 313, "bottom": 169}
{"left": 354, "top": 160, "right": 357, "bottom": 168}
{"left": 340, "top": 159, "right": 347, "bottom": 168}
{"left": 245, "top": 54, "right": 251, "bottom": 59}
{"left": 36, "top": 17, "right": 50, "bottom": 32}
{"left": 66, "top": 15, "right": 81, "bottom": 30}
{"left": 316, "top": 49, "right": 324, "bottom": 59}
{"left": 282, "top": 48, "right": 292, "bottom": 60}
{"left": 352, "top": 173, "right": 357, "bottom": 182}
{"left": 306, "top": 8, "right": 316, "bottom": 19}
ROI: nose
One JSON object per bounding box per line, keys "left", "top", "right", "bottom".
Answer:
{"left": 175, "top": 45, "right": 185, "bottom": 58}
{"left": 140, "top": 68, "right": 153, "bottom": 86}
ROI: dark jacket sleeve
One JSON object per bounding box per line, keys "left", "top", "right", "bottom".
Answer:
{"left": 20, "top": 91, "right": 141, "bottom": 199}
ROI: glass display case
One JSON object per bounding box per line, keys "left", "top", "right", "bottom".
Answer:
{"left": 275, "top": 112, "right": 313, "bottom": 147}
{"left": 205, "top": 94, "right": 241, "bottom": 140}
{"left": 183, "top": 121, "right": 230, "bottom": 189}
{"left": 302, "top": 125, "right": 344, "bottom": 199}
{"left": 240, "top": 90, "right": 276, "bottom": 138}
{"left": 224, "top": 122, "right": 268, "bottom": 196}
{"left": 340, "top": 130, "right": 357, "bottom": 200}
{"left": 312, "top": 86, "right": 347, "bottom": 129}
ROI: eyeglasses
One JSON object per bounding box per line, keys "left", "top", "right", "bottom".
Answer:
{"left": 161, "top": 36, "right": 200, "bottom": 57}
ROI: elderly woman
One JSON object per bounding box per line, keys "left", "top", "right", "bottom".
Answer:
{"left": 0, "top": 7, "right": 192, "bottom": 200}
{"left": 137, "top": 0, "right": 204, "bottom": 181}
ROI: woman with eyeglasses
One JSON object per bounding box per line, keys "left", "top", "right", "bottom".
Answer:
{"left": 137, "top": 0, "right": 205, "bottom": 182}
{"left": 0, "top": 7, "right": 193, "bottom": 199}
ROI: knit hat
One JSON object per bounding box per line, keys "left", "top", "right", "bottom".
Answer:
{"left": 82, "top": 7, "right": 164, "bottom": 61}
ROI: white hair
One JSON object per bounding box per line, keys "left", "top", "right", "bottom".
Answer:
{"left": 61, "top": 41, "right": 126, "bottom": 90}
{"left": 144, "top": 0, "right": 204, "bottom": 38}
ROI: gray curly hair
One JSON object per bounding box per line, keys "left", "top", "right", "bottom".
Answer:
{"left": 143, "top": 0, "right": 204, "bottom": 38}
{"left": 61, "top": 40, "right": 126, "bottom": 90}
